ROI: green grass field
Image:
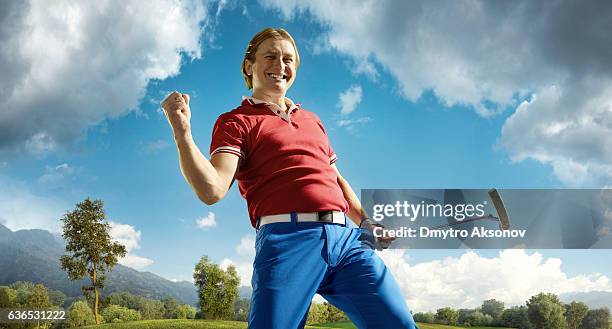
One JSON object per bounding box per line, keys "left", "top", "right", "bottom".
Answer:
{"left": 78, "top": 319, "right": 346, "bottom": 329}
{"left": 79, "top": 319, "right": 247, "bottom": 329}
{"left": 312, "top": 321, "right": 515, "bottom": 329}
{"left": 79, "top": 319, "right": 516, "bottom": 329}
{"left": 310, "top": 321, "right": 356, "bottom": 328}
{"left": 414, "top": 324, "right": 514, "bottom": 329}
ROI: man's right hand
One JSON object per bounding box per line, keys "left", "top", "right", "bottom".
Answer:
{"left": 161, "top": 91, "right": 192, "bottom": 140}
{"left": 359, "top": 218, "right": 394, "bottom": 251}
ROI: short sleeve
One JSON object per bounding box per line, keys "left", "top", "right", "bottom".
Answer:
{"left": 329, "top": 143, "right": 337, "bottom": 165}
{"left": 313, "top": 113, "right": 337, "bottom": 165}
{"left": 210, "top": 114, "right": 247, "bottom": 158}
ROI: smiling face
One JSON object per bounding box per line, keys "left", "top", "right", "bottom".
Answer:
{"left": 244, "top": 37, "right": 297, "bottom": 99}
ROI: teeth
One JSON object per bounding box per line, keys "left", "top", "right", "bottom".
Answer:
{"left": 267, "top": 73, "right": 285, "bottom": 81}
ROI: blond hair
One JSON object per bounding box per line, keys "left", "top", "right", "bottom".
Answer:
{"left": 241, "top": 28, "right": 300, "bottom": 89}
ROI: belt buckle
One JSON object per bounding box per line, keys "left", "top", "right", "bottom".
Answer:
{"left": 317, "top": 211, "right": 334, "bottom": 223}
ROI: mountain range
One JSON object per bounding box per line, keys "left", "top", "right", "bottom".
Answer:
{"left": 561, "top": 291, "right": 612, "bottom": 310}
{"left": 0, "top": 223, "right": 198, "bottom": 305}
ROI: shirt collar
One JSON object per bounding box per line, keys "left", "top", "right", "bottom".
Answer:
{"left": 242, "top": 96, "right": 300, "bottom": 113}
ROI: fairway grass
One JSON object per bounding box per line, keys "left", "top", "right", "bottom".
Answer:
{"left": 79, "top": 319, "right": 247, "bottom": 329}
{"left": 416, "top": 324, "right": 515, "bottom": 329}
{"left": 311, "top": 321, "right": 516, "bottom": 329}
{"left": 78, "top": 319, "right": 346, "bottom": 329}
{"left": 79, "top": 319, "right": 516, "bottom": 329}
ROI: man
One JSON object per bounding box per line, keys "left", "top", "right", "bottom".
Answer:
{"left": 161, "top": 28, "right": 418, "bottom": 329}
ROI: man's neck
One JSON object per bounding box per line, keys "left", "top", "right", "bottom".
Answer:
{"left": 251, "top": 90, "right": 287, "bottom": 112}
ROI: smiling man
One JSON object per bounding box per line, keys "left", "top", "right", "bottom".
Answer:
{"left": 161, "top": 28, "right": 418, "bottom": 329}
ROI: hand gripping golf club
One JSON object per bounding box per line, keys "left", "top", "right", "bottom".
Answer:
{"left": 431, "top": 189, "right": 510, "bottom": 230}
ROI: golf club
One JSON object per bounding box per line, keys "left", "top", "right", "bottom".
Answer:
{"left": 431, "top": 189, "right": 510, "bottom": 230}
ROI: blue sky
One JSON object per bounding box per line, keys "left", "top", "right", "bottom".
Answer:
{"left": 1, "top": 0, "right": 611, "bottom": 311}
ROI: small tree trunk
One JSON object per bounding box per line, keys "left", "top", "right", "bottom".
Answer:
{"left": 93, "top": 263, "right": 100, "bottom": 325}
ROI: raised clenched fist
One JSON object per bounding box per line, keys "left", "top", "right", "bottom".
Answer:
{"left": 161, "top": 91, "right": 191, "bottom": 138}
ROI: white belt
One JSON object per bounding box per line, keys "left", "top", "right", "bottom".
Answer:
{"left": 258, "top": 211, "right": 346, "bottom": 228}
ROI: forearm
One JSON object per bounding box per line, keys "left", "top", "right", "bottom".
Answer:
{"left": 337, "top": 176, "right": 368, "bottom": 226}
{"left": 174, "top": 133, "right": 223, "bottom": 204}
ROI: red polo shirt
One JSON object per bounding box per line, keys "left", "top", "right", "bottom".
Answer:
{"left": 210, "top": 97, "right": 348, "bottom": 227}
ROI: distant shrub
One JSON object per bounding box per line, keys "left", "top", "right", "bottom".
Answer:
{"left": 463, "top": 311, "right": 493, "bottom": 326}
{"left": 307, "top": 303, "right": 328, "bottom": 324}
{"left": 68, "top": 300, "right": 96, "bottom": 327}
{"left": 413, "top": 312, "right": 436, "bottom": 323}
{"left": 101, "top": 304, "right": 141, "bottom": 323}
{"left": 436, "top": 307, "right": 459, "bottom": 325}
{"left": 105, "top": 291, "right": 168, "bottom": 319}
{"left": 176, "top": 304, "right": 197, "bottom": 319}
{"left": 233, "top": 298, "right": 250, "bottom": 321}
{"left": 0, "top": 286, "right": 17, "bottom": 308}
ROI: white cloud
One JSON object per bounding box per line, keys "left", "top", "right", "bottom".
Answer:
{"left": 218, "top": 234, "right": 257, "bottom": 287}
{"left": 196, "top": 212, "right": 217, "bottom": 229}
{"left": 109, "top": 221, "right": 153, "bottom": 270}
{"left": 337, "top": 117, "right": 371, "bottom": 128}
{"left": 261, "top": 0, "right": 612, "bottom": 186}
{"left": 378, "top": 249, "right": 612, "bottom": 313}
{"left": 338, "top": 85, "right": 362, "bottom": 116}
{"left": 0, "top": 0, "right": 209, "bottom": 157}
{"left": 170, "top": 277, "right": 194, "bottom": 283}
{"left": 499, "top": 84, "right": 612, "bottom": 187}
{"left": 221, "top": 258, "right": 253, "bottom": 287}
{"left": 0, "top": 175, "right": 67, "bottom": 233}
{"left": 235, "top": 234, "right": 255, "bottom": 258}
{"left": 24, "top": 132, "right": 57, "bottom": 158}
{"left": 119, "top": 254, "right": 154, "bottom": 270}
{"left": 39, "top": 163, "right": 76, "bottom": 184}
{"left": 336, "top": 85, "right": 370, "bottom": 130}
{"left": 144, "top": 140, "right": 171, "bottom": 154}
{"left": 109, "top": 221, "right": 141, "bottom": 251}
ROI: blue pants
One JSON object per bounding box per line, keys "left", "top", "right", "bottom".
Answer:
{"left": 248, "top": 222, "right": 418, "bottom": 329}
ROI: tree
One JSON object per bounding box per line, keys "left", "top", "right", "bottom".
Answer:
{"left": 458, "top": 309, "right": 473, "bottom": 325}
{"left": 306, "top": 303, "right": 328, "bottom": 324}
{"left": 233, "top": 298, "right": 251, "bottom": 321}
{"left": 163, "top": 297, "right": 180, "bottom": 319}
{"left": 48, "top": 289, "right": 67, "bottom": 308}
{"left": 460, "top": 310, "right": 492, "bottom": 327}
{"left": 139, "top": 299, "right": 165, "bottom": 319}
{"left": 413, "top": 312, "right": 435, "bottom": 323}
{"left": 325, "top": 302, "right": 348, "bottom": 322}
{"left": 436, "top": 307, "right": 459, "bottom": 325}
{"left": 28, "top": 284, "right": 50, "bottom": 309}
{"left": 101, "top": 305, "right": 141, "bottom": 323}
{"left": 565, "top": 301, "right": 588, "bottom": 329}
{"left": 526, "top": 293, "right": 567, "bottom": 329}
{"left": 193, "top": 256, "right": 239, "bottom": 320}
{"left": 501, "top": 305, "right": 533, "bottom": 329}
{"left": 107, "top": 291, "right": 141, "bottom": 311}
{"left": 219, "top": 265, "right": 240, "bottom": 318}
{"left": 11, "top": 281, "right": 35, "bottom": 306}
{"left": 60, "top": 198, "right": 127, "bottom": 324}
{"left": 175, "top": 304, "right": 197, "bottom": 319}
{"left": 581, "top": 307, "right": 610, "bottom": 329}
{"left": 0, "top": 286, "right": 17, "bottom": 308}
{"left": 28, "top": 284, "right": 51, "bottom": 329}
{"left": 68, "top": 300, "right": 96, "bottom": 327}
{"left": 481, "top": 299, "right": 505, "bottom": 320}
